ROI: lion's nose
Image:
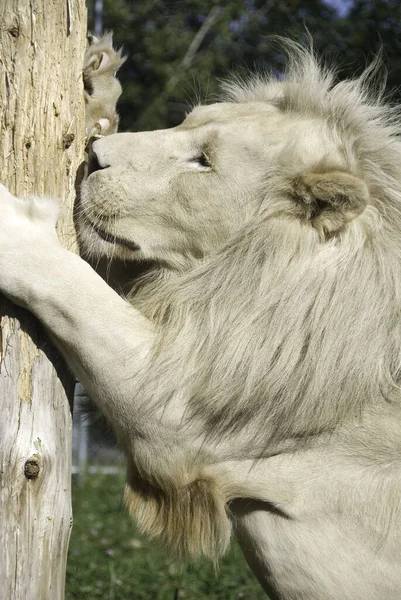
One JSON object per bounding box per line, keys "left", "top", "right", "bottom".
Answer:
{"left": 86, "top": 137, "right": 109, "bottom": 175}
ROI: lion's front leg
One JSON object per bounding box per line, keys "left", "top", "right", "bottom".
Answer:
{"left": 0, "top": 184, "right": 154, "bottom": 431}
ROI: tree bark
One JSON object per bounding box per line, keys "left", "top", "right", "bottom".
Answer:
{"left": 0, "top": 2, "right": 87, "bottom": 598}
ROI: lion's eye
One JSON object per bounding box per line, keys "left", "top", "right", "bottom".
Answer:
{"left": 190, "top": 151, "right": 212, "bottom": 170}
{"left": 198, "top": 152, "right": 212, "bottom": 168}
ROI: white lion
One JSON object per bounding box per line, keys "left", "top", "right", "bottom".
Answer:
{"left": 1, "top": 38, "right": 401, "bottom": 600}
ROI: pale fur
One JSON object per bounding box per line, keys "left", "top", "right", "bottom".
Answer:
{"left": 76, "top": 41, "right": 401, "bottom": 573}
{"left": 1, "top": 41, "right": 401, "bottom": 599}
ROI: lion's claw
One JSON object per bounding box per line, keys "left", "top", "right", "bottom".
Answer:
{"left": 84, "top": 33, "right": 126, "bottom": 138}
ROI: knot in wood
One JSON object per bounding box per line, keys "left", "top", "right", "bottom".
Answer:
{"left": 24, "top": 456, "right": 40, "bottom": 480}
{"left": 62, "top": 133, "right": 75, "bottom": 149}
{"left": 8, "top": 25, "right": 20, "bottom": 38}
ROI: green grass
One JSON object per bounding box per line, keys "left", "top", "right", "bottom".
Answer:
{"left": 66, "top": 472, "right": 266, "bottom": 600}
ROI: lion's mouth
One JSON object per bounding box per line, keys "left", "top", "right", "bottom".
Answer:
{"left": 90, "top": 221, "right": 140, "bottom": 251}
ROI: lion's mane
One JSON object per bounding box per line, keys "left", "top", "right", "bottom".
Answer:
{"left": 124, "top": 42, "right": 401, "bottom": 560}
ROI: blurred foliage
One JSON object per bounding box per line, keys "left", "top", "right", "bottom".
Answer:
{"left": 86, "top": 0, "right": 401, "bottom": 132}
{"left": 66, "top": 472, "right": 266, "bottom": 599}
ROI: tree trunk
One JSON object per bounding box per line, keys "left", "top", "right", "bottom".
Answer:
{"left": 0, "top": 2, "right": 87, "bottom": 598}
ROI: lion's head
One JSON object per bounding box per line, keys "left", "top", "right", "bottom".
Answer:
{"left": 79, "top": 101, "right": 297, "bottom": 269}
{"left": 79, "top": 69, "right": 369, "bottom": 268}
{"left": 78, "top": 42, "right": 401, "bottom": 447}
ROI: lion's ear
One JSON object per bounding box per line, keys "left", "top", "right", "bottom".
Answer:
{"left": 291, "top": 170, "right": 369, "bottom": 236}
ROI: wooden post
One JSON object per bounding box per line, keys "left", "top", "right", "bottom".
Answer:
{"left": 0, "top": 2, "right": 87, "bottom": 598}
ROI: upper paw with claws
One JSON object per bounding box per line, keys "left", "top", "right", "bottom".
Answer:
{"left": 84, "top": 33, "right": 126, "bottom": 138}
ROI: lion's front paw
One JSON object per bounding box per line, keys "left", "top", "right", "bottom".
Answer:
{"left": 0, "top": 183, "right": 59, "bottom": 226}
{"left": 0, "top": 184, "right": 62, "bottom": 306}
{"left": 84, "top": 33, "right": 126, "bottom": 138}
